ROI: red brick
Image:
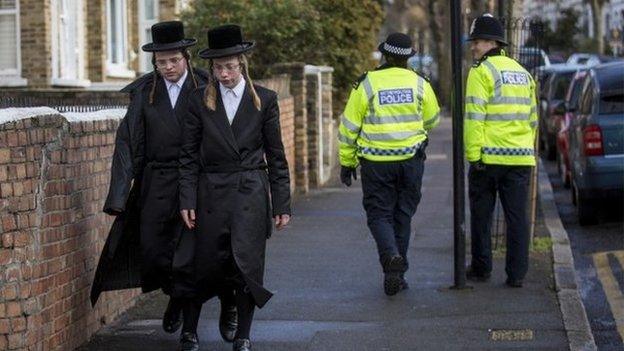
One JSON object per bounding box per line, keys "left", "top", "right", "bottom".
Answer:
{"left": 6, "top": 302, "right": 21, "bottom": 317}
{"left": 5, "top": 267, "right": 20, "bottom": 282}
{"left": 0, "top": 335, "right": 6, "bottom": 349}
{"left": 0, "top": 149, "right": 10, "bottom": 164}
{"left": 1, "top": 284, "right": 17, "bottom": 300}
{"left": 0, "top": 183, "right": 12, "bottom": 198}
{"left": 0, "top": 319, "right": 9, "bottom": 334}
{"left": 11, "top": 317, "right": 26, "bottom": 332}
{"left": 13, "top": 232, "right": 30, "bottom": 247}
{"left": 7, "top": 332, "right": 23, "bottom": 348}
{"left": 1, "top": 215, "right": 16, "bottom": 231}
{"left": 0, "top": 249, "right": 12, "bottom": 265}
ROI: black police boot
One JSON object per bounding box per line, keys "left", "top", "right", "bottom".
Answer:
{"left": 382, "top": 255, "right": 405, "bottom": 296}
{"left": 505, "top": 277, "right": 523, "bottom": 288}
{"left": 399, "top": 273, "right": 409, "bottom": 291}
{"left": 179, "top": 332, "right": 199, "bottom": 351}
{"left": 162, "top": 297, "right": 183, "bottom": 333}
{"left": 233, "top": 338, "right": 252, "bottom": 351}
{"left": 466, "top": 265, "right": 491, "bottom": 282}
{"left": 219, "top": 300, "right": 238, "bottom": 342}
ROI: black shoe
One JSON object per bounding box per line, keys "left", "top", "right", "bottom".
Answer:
{"left": 505, "top": 277, "right": 523, "bottom": 288}
{"left": 465, "top": 266, "right": 491, "bottom": 282}
{"left": 233, "top": 338, "right": 252, "bottom": 351}
{"left": 382, "top": 255, "right": 405, "bottom": 296}
{"left": 219, "top": 303, "right": 238, "bottom": 342}
{"left": 179, "top": 332, "right": 199, "bottom": 351}
{"left": 162, "top": 298, "right": 182, "bottom": 333}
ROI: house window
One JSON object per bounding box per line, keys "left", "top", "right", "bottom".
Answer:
{"left": 51, "top": 0, "right": 90, "bottom": 87}
{"left": 0, "top": 0, "right": 26, "bottom": 86}
{"left": 107, "top": 0, "right": 134, "bottom": 78}
{"left": 138, "top": 0, "right": 158, "bottom": 73}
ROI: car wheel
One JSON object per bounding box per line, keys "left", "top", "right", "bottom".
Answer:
{"left": 575, "top": 184, "right": 598, "bottom": 226}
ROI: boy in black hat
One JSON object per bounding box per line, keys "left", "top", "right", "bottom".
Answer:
{"left": 90, "top": 21, "right": 237, "bottom": 351}
{"left": 179, "top": 24, "right": 292, "bottom": 351}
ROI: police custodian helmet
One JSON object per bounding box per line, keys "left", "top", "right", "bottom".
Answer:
{"left": 468, "top": 14, "right": 508, "bottom": 46}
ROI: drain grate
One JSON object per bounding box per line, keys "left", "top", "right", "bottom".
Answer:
{"left": 489, "top": 329, "right": 534, "bottom": 341}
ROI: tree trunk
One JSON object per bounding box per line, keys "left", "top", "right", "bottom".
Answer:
{"left": 428, "top": 0, "right": 451, "bottom": 109}
{"left": 589, "top": 0, "right": 605, "bottom": 54}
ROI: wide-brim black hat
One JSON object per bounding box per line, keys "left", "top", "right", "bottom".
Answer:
{"left": 198, "top": 24, "right": 255, "bottom": 59}
{"left": 467, "top": 14, "right": 508, "bottom": 46}
{"left": 142, "top": 21, "right": 197, "bottom": 52}
{"left": 378, "top": 32, "right": 416, "bottom": 58}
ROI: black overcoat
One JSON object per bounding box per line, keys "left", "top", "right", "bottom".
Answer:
{"left": 90, "top": 70, "right": 209, "bottom": 306}
{"left": 179, "top": 83, "right": 291, "bottom": 308}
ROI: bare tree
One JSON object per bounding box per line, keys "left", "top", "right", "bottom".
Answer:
{"left": 588, "top": 0, "right": 606, "bottom": 53}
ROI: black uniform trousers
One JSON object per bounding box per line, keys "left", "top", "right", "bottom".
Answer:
{"left": 468, "top": 164, "right": 532, "bottom": 280}
{"left": 360, "top": 154, "right": 425, "bottom": 270}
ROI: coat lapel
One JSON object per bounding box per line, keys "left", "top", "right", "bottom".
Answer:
{"left": 230, "top": 86, "right": 253, "bottom": 140}
{"left": 173, "top": 75, "right": 193, "bottom": 123}
{"left": 210, "top": 89, "right": 240, "bottom": 155}
{"left": 153, "top": 80, "right": 180, "bottom": 134}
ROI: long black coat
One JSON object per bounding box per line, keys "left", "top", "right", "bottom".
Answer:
{"left": 179, "top": 83, "right": 291, "bottom": 308}
{"left": 90, "top": 70, "right": 209, "bottom": 306}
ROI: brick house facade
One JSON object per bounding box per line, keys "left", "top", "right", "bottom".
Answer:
{"left": 0, "top": 0, "right": 180, "bottom": 89}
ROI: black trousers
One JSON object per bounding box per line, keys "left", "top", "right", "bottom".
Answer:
{"left": 360, "top": 155, "right": 424, "bottom": 270}
{"left": 468, "top": 164, "right": 532, "bottom": 280}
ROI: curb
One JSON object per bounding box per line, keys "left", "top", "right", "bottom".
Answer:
{"left": 537, "top": 159, "right": 597, "bottom": 351}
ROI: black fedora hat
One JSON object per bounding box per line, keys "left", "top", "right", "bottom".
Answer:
{"left": 198, "top": 24, "right": 255, "bottom": 59}
{"left": 142, "top": 21, "right": 197, "bottom": 52}
{"left": 378, "top": 32, "right": 416, "bottom": 58}
{"left": 468, "top": 14, "right": 508, "bottom": 46}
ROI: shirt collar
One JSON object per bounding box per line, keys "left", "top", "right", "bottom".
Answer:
{"left": 219, "top": 77, "right": 246, "bottom": 98}
{"left": 164, "top": 69, "right": 188, "bottom": 90}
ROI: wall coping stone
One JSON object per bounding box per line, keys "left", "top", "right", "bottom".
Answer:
{"left": 0, "top": 107, "right": 126, "bottom": 125}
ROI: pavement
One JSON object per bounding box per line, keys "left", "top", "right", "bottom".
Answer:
{"left": 80, "top": 118, "right": 574, "bottom": 351}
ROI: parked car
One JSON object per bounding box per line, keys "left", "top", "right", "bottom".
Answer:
{"left": 567, "top": 52, "right": 623, "bottom": 66}
{"left": 555, "top": 68, "right": 589, "bottom": 187}
{"left": 538, "top": 65, "right": 585, "bottom": 160}
{"left": 517, "top": 47, "right": 550, "bottom": 74}
{"left": 568, "top": 61, "right": 624, "bottom": 225}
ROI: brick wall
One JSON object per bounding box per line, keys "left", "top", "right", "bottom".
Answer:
{"left": 273, "top": 63, "right": 309, "bottom": 193}
{"left": 0, "top": 77, "right": 296, "bottom": 350}
{"left": 0, "top": 111, "right": 142, "bottom": 351}
{"left": 19, "top": 0, "right": 52, "bottom": 88}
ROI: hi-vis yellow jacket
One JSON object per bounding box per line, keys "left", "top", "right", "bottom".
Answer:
{"left": 464, "top": 54, "right": 538, "bottom": 166}
{"left": 338, "top": 67, "right": 440, "bottom": 167}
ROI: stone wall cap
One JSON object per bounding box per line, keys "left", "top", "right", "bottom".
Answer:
{"left": 0, "top": 107, "right": 126, "bottom": 125}
{"left": 304, "top": 65, "right": 334, "bottom": 74}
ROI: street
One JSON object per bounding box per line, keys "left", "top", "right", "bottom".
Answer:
{"left": 544, "top": 159, "right": 624, "bottom": 350}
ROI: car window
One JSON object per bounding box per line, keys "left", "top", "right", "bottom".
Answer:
{"left": 599, "top": 93, "right": 624, "bottom": 114}
{"left": 553, "top": 73, "right": 574, "bottom": 99}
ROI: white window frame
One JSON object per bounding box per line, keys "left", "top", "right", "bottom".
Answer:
{"left": 106, "top": 0, "right": 135, "bottom": 78}
{"left": 0, "top": 0, "right": 27, "bottom": 87}
{"left": 50, "top": 0, "right": 91, "bottom": 87}
{"left": 138, "top": 0, "right": 159, "bottom": 73}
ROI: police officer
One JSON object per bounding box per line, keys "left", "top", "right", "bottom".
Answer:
{"left": 338, "top": 32, "right": 440, "bottom": 296}
{"left": 464, "top": 14, "right": 538, "bottom": 288}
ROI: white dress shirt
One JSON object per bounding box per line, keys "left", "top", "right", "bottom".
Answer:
{"left": 164, "top": 69, "right": 188, "bottom": 108}
{"left": 219, "top": 77, "right": 246, "bottom": 125}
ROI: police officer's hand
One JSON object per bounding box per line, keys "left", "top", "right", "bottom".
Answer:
{"left": 340, "top": 166, "right": 358, "bottom": 187}
{"left": 180, "top": 209, "right": 196, "bottom": 229}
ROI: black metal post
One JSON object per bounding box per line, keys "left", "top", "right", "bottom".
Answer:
{"left": 450, "top": 0, "right": 467, "bottom": 289}
{"left": 498, "top": 0, "right": 505, "bottom": 19}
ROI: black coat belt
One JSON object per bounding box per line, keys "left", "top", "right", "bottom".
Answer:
{"left": 201, "top": 164, "right": 268, "bottom": 174}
